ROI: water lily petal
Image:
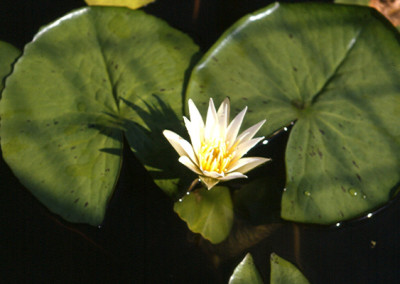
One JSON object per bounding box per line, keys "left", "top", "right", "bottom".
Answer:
{"left": 226, "top": 107, "right": 247, "bottom": 148}
{"left": 202, "top": 170, "right": 224, "bottom": 179}
{"left": 199, "top": 176, "right": 220, "bottom": 190}
{"left": 217, "top": 97, "right": 230, "bottom": 137}
{"left": 205, "top": 98, "right": 219, "bottom": 141}
{"left": 219, "top": 172, "right": 247, "bottom": 181}
{"left": 235, "top": 119, "right": 266, "bottom": 144}
{"left": 184, "top": 116, "right": 201, "bottom": 153}
{"left": 188, "top": 99, "right": 205, "bottom": 140}
{"left": 228, "top": 157, "right": 270, "bottom": 173}
{"left": 178, "top": 156, "right": 202, "bottom": 175}
{"left": 233, "top": 136, "right": 265, "bottom": 160}
{"left": 163, "top": 130, "right": 198, "bottom": 163}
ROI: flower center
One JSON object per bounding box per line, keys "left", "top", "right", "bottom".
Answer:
{"left": 198, "top": 139, "right": 235, "bottom": 174}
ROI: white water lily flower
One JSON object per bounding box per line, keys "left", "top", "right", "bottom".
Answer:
{"left": 163, "top": 98, "right": 270, "bottom": 190}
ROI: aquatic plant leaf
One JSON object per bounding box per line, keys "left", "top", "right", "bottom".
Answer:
{"left": 270, "top": 253, "right": 310, "bottom": 284}
{"left": 173, "top": 186, "right": 233, "bottom": 244}
{"left": 85, "top": 0, "right": 155, "bottom": 10}
{"left": 0, "top": 41, "right": 20, "bottom": 94}
{"left": 0, "top": 7, "right": 198, "bottom": 225}
{"left": 229, "top": 253, "right": 264, "bottom": 284}
{"left": 187, "top": 3, "right": 400, "bottom": 224}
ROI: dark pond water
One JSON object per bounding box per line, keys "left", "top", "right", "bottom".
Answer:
{"left": 1, "top": 0, "right": 400, "bottom": 283}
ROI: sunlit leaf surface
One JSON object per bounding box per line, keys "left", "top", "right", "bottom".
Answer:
{"left": 229, "top": 253, "right": 264, "bottom": 284}
{"left": 174, "top": 186, "right": 233, "bottom": 244}
{"left": 187, "top": 3, "right": 400, "bottom": 224}
{"left": 0, "top": 7, "right": 198, "bottom": 225}
{"left": 85, "top": 0, "right": 155, "bottom": 10}
{"left": 270, "top": 253, "right": 310, "bottom": 284}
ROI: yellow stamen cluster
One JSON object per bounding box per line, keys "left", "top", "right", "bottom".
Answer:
{"left": 198, "top": 139, "right": 235, "bottom": 174}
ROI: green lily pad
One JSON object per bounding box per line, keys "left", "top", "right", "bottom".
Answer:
{"left": 173, "top": 186, "right": 233, "bottom": 244}
{"left": 0, "top": 41, "right": 20, "bottom": 94}
{"left": 270, "top": 253, "right": 310, "bottom": 284}
{"left": 186, "top": 3, "right": 400, "bottom": 224}
{"left": 229, "top": 253, "right": 264, "bottom": 284}
{"left": 0, "top": 7, "right": 198, "bottom": 225}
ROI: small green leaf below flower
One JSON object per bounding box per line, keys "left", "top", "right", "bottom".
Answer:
{"left": 173, "top": 185, "right": 233, "bottom": 244}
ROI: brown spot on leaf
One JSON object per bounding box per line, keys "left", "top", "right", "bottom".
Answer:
{"left": 319, "top": 129, "right": 325, "bottom": 135}
{"left": 352, "top": 161, "right": 359, "bottom": 168}
{"left": 74, "top": 198, "right": 79, "bottom": 203}
{"left": 84, "top": 202, "right": 88, "bottom": 207}
{"left": 357, "top": 174, "right": 362, "bottom": 182}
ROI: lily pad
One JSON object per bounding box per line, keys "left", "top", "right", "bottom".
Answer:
{"left": 229, "top": 253, "right": 264, "bottom": 284}
{"left": 173, "top": 186, "right": 233, "bottom": 244}
{"left": 0, "top": 7, "right": 198, "bottom": 225}
{"left": 186, "top": 3, "right": 400, "bottom": 224}
{"left": 0, "top": 41, "right": 20, "bottom": 93}
{"left": 270, "top": 253, "right": 310, "bottom": 284}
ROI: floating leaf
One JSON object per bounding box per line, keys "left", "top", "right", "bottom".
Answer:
{"left": 0, "top": 41, "right": 20, "bottom": 93}
{"left": 270, "top": 253, "right": 310, "bottom": 284}
{"left": 0, "top": 7, "right": 198, "bottom": 225}
{"left": 186, "top": 3, "right": 400, "bottom": 224}
{"left": 85, "top": 0, "right": 155, "bottom": 10}
{"left": 229, "top": 253, "right": 264, "bottom": 284}
{"left": 174, "top": 186, "right": 233, "bottom": 244}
